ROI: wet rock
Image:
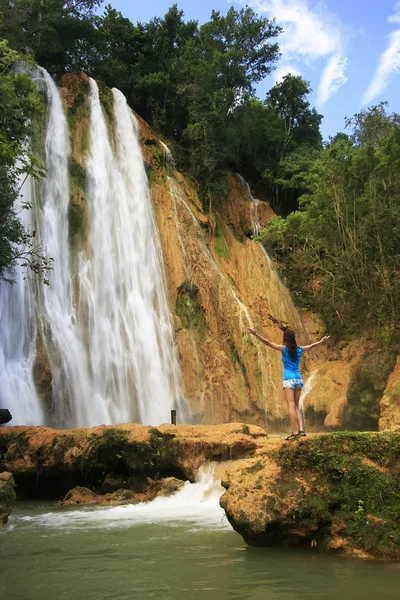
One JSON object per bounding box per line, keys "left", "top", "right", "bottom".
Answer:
{"left": 220, "top": 432, "right": 400, "bottom": 560}
{"left": 146, "top": 476, "right": 185, "bottom": 497}
{"left": 62, "top": 476, "right": 185, "bottom": 507}
{"left": 101, "top": 473, "right": 125, "bottom": 494}
{"left": 0, "top": 409, "right": 12, "bottom": 425}
{"left": 0, "top": 472, "right": 16, "bottom": 524}
{"left": 62, "top": 486, "right": 99, "bottom": 505}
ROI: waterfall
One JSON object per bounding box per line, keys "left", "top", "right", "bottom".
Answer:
{"left": 77, "top": 81, "right": 182, "bottom": 426}
{"left": 0, "top": 178, "right": 43, "bottom": 425}
{"left": 0, "top": 70, "right": 184, "bottom": 427}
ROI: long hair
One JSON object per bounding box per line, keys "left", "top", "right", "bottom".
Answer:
{"left": 283, "top": 329, "right": 298, "bottom": 361}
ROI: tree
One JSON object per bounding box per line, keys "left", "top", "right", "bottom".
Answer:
{"left": 181, "top": 6, "right": 281, "bottom": 207}
{"left": 0, "top": 0, "right": 101, "bottom": 73}
{"left": 259, "top": 103, "right": 400, "bottom": 339}
{"left": 265, "top": 74, "right": 322, "bottom": 161}
{"left": 0, "top": 38, "right": 46, "bottom": 278}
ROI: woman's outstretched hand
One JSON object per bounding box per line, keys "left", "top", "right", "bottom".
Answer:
{"left": 321, "top": 335, "right": 330, "bottom": 343}
{"left": 248, "top": 328, "right": 256, "bottom": 336}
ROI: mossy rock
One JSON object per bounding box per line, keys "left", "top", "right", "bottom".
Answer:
{"left": 84, "top": 427, "right": 177, "bottom": 479}
{"left": 176, "top": 280, "right": 207, "bottom": 337}
{"left": 346, "top": 351, "right": 396, "bottom": 429}
{"left": 214, "top": 216, "right": 229, "bottom": 259}
{"left": 0, "top": 472, "right": 16, "bottom": 524}
{"left": 223, "top": 432, "right": 400, "bottom": 560}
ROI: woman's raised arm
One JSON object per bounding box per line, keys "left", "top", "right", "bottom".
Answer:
{"left": 302, "top": 335, "right": 330, "bottom": 352}
{"left": 248, "top": 328, "right": 283, "bottom": 351}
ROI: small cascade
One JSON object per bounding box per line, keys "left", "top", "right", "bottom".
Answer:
{"left": 159, "top": 141, "right": 176, "bottom": 171}
{"left": 18, "top": 464, "right": 228, "bottom": 530}
{"left": 299, "top": 370, "right": 317, "bottom": 415}
{"left": 0, "top": 70, "right": 186, "bottom": 427}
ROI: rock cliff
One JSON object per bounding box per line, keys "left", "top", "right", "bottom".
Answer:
{"left": 45, "top": 75, "right": 392, "bottom": 431}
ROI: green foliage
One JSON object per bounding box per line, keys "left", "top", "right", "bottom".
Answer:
{"left": 260, "top": 104, "right": 400, "bottom": 341}
{"left": 0, "top": 0, "right": 102, "bottom": 73}
{"left": 0, "top": 37, "right": 50, "bottom": 278}
{"left": 1, "top": 2, "right": 320, "bottom": 212}
{"left": 275, "top": 432, "right": 400, "bottom": 559}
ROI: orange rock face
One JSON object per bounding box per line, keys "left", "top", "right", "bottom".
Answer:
{"left": 379, "top": 357, "right": 400, "bottom": 431}
{"left": 54, "top": 77, "right": 386, "bottom": 431}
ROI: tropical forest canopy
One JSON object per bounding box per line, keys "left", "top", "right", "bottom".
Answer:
{"left": 1, "top": 0, "right": 400, "bottom": 350}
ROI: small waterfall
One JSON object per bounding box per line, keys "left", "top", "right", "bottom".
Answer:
{"left": 18, "top": 464, "right": 228, "bottom": 530}
{"left": 299, "top": 370, "right": 317, "bottom": 415}
{"left": 159, "top": 141, "right": 176, "bottom": 171}
{"left": 0, "top": 70, "right": 185, "bottom": 427}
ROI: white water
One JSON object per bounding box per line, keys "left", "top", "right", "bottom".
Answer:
{"left": 299, "top": 370, "right": 317, "bottom": 414}
{"left": 0, "top": 71, "right": 185, "bottom": 427}
{"left": 0, "top": 179, "right": 43, "bottom": 424}
{"left": 15, "top": 465, "right": 228, "bottom": 531}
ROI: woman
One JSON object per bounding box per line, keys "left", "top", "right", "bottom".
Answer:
{"left": 248, "top": 327, "right": 330, "bottom": 440}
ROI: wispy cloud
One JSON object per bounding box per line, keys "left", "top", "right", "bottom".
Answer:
{"left": 237, "top": 0, "right": 349, "bottom": 105}
{"left": 318, "top": 55, "right": 348, "bottom": 105}
{"left": 363, "top": 3, "right": 400, "bottom": 105}
{"left": 274, "top": 64, "right": 302, "bottom": 82}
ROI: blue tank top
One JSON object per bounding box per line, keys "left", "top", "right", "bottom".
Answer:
{"left": 281, "top": 345, "right": 303, "bottom": 380}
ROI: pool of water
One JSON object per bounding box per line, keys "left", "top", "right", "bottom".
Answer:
{"left": 1, "top": 469, "right": 399, "bottom": 600}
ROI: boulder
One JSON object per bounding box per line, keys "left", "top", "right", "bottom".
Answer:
{"left": 0, "top": 409, "right": 12, "bottom": 425}
{"left": 220, "top": 432, "right": 400, "bottom": 560}
{"left": 0, "top": 472, "right": 16, "bottom": 524}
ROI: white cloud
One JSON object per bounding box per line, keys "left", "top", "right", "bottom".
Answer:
{"left": 363, "top": 4, "right": 400, "bottom": 105}
{"left": 237, "top": 0, "right": 349, "bottom": 104}
{"left": 274, "top": 64, "right": 302, "bottom": 82}
{"left": 388, "top": 1, "right": 400, "bottom": 24}
{"left": 318, "top": 54, "right": 348, "bottom": 105}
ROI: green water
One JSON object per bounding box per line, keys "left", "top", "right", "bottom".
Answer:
{"left": 1, "top": 501, "right": 399, "bottom": 600}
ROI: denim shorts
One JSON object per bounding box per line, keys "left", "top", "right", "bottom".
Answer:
{"left": 283, "top": 378, "right": 304, "bottom": 390}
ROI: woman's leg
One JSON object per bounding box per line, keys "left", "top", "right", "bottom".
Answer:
{"left": 294, "top": 388, "right": 305, "bottom": 432}
{"left": 284, "top": 387, "right": 299, "bottom": 434}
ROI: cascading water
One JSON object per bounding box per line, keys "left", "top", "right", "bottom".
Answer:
{"left": 0, "top": 70, "right": 185, "bottom": 427}
{"left": 77, "top": 81, "right": 183, "bottom": 426}
{"left": 0, "top": 177, "right": 43, "bottom": 425}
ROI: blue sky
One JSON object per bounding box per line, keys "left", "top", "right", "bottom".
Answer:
{"left": 99, "top": 1, "right": 400, "bottom": 140}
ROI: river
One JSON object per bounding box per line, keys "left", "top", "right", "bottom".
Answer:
{"left": 1, "top": 468, "right": 399, "bottom": 600}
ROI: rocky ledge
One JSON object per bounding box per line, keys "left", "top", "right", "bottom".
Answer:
{"left": 0, "top": 472, "right": 16, "bottom": 524}
{"left": 220, "top": 432, "right": 400, "bottom": 560}
{"left": 2, "top": 424, "right": 399, "bottom": 560}
{"left": 0, "top": 423, "right": 266, "bottom": 502}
